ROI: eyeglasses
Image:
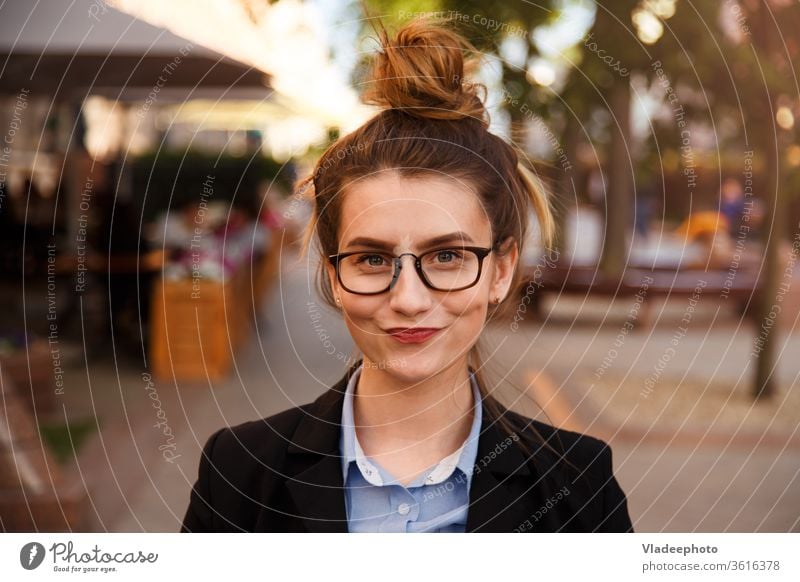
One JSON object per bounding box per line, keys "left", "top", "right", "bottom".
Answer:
{"left": 328, "top": 246, "right": 494, "bottom": 295}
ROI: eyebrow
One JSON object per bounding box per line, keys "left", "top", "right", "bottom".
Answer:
{"left": 343, "top": 231, "right": 476, "bottom": 251}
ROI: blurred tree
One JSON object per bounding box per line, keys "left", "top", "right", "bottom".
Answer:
{"left": 575, "top": 0, "right": 800, "bottom": 399}
{"left": 581, "top": 1, "right": 643, "bottom": 278}
{"left": 648, "top": 0, "right": 800, "bottom": 399}
{"left": 730, "top": 1, "right": 799, "bottom": 400}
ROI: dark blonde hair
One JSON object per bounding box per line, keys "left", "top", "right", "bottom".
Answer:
{"left": 297, "top": 17, "right": 570, "bottom": 465}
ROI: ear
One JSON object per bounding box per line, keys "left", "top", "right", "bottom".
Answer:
{"left": 490, "top": 236, "right": 518, "bottom": 302}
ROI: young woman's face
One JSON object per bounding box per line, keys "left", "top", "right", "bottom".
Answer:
{"left": 326, "top": 171, "right": 518, "bottom": 382}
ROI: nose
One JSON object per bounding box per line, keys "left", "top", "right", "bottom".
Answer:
{"left": 388, "top": 254, "right": 432, "bottom": 315}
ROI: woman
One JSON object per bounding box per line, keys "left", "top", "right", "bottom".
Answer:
{"left": 181, "top": 18, "right": 634, "bottom": 533}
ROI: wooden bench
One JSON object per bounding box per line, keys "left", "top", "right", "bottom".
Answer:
{"left": 520, "top": 262, "right": 763, "bottom": 328}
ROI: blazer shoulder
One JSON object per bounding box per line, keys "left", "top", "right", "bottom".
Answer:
{"left": 499, "top": 407, "right": 613, "bottom": 474}
{"left": 498, "top": 409, "right": 634, "bottom": 532}
{"left": 180, "top": 401, "right": 320, "bottom": 532}
{"left": 503, "top": 407, "right": 609, "bottom": 454}
{"left": 213, "top": 401, "right": 314, "bottom": 459}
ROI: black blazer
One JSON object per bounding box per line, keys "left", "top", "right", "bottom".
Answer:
{"left": 181, "top": 361, "right": 634, "bottom": 532}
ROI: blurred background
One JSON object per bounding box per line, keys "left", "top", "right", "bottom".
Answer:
{"left": 0, "top": 0, "right": 797, "bottom": 532}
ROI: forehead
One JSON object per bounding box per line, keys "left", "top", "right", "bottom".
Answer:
{"left": 338, "top": 172, "right": 491, "bottom": 250}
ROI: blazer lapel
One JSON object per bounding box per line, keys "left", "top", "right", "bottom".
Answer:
{"left": 466, "top": 408, "right": 534, "bottom": 532}
{"left": 283, "top": 363, "right": 358, "bottom": 532}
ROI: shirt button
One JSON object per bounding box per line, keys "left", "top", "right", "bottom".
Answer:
{"left": 397, "top": 503, "right": 410, "bottom": 516}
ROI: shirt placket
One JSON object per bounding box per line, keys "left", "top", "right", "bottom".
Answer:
{"left": 381, "top": 485, "right": 419, "bottom": 532}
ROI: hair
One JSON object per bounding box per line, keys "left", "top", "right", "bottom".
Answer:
{"left": 296, "top": 17, "right": 576, "bottom": 473}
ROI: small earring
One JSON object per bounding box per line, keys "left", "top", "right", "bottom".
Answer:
{"left": 494, "top": 296, "right": 501, "bottom": 304}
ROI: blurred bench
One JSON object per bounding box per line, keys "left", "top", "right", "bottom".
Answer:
{"left": 521, "top": 262, "right": 762, "bottom": 328}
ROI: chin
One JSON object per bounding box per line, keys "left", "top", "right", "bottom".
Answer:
{"left": 367, "top": 348, "right": 457, "bottom": 381}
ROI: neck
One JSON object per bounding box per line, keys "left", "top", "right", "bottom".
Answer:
{"left": 353, "top": 357, "right": 475, "bottom": 445}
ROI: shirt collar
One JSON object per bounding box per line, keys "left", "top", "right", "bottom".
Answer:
{"left": 340, "top": 362, "right": 483, "bottom": 488}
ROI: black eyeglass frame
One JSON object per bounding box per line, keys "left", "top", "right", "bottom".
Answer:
{"left": 327, "top": 245, "right": 495, "bottom": 295}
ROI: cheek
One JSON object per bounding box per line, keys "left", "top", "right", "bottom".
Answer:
{"left": 437, "top": 293, "right": 488, "bottom": 350}
{"left": 449, "top": 296, "right": 487, "bottom": 334}
{"left": 340, "top": 299, "right": 385, "bottom": 340}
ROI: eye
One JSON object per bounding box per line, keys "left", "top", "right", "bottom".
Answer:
{"left": 354, "top": 253, "right": 389, "bottom": 267}
{"left": 434, "top": 249, "right": 463, "bottom": 263}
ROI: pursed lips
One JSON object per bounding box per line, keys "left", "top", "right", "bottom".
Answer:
{"left": 384, "top": 327, "right": 442, "bottom": 335}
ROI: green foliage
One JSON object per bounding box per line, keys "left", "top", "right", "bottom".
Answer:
{"left": 130, "top": 149, "right": 291, "bottom": 223}
{"left": 40, "top": 418, "right": 98, "bottom": 465}
{"left": 357, "top": 0, "right": 800, "bottom": 185}
{"left": 363, "top": 0, "right": 446, "bottom": 29}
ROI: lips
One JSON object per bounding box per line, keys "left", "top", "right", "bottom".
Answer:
{"left": 386, "top": 327, "right": 441, "bottom": 335}
{"left": 385, "top": 327, "right": 442, "bottom": 344}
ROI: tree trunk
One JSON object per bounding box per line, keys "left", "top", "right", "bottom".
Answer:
{"left": 752, "top": 121, "right": 784, "bottom": 400}
{"left": 599, "top": 77, "right": 633, "bottom": 279}
{"left": 749, "top": 4, "right": 786, "bottom": 401}
{"left": 554, "top": 115, "right": 581, "bottom": 252}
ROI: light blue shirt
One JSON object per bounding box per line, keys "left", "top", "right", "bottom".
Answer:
{"left": 340, "top": 363, "right": 482, "bottom": 532}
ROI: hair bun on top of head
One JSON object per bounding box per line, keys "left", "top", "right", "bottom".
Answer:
{"left": 363, "top": 18, "right": 489, "bottom": 127}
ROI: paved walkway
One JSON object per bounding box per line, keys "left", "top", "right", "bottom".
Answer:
{"left": 483, "top": 291, "right": 800, "bottom": 532}
{"left": 63, "top": 243, "right": 798, "bottom": 532}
